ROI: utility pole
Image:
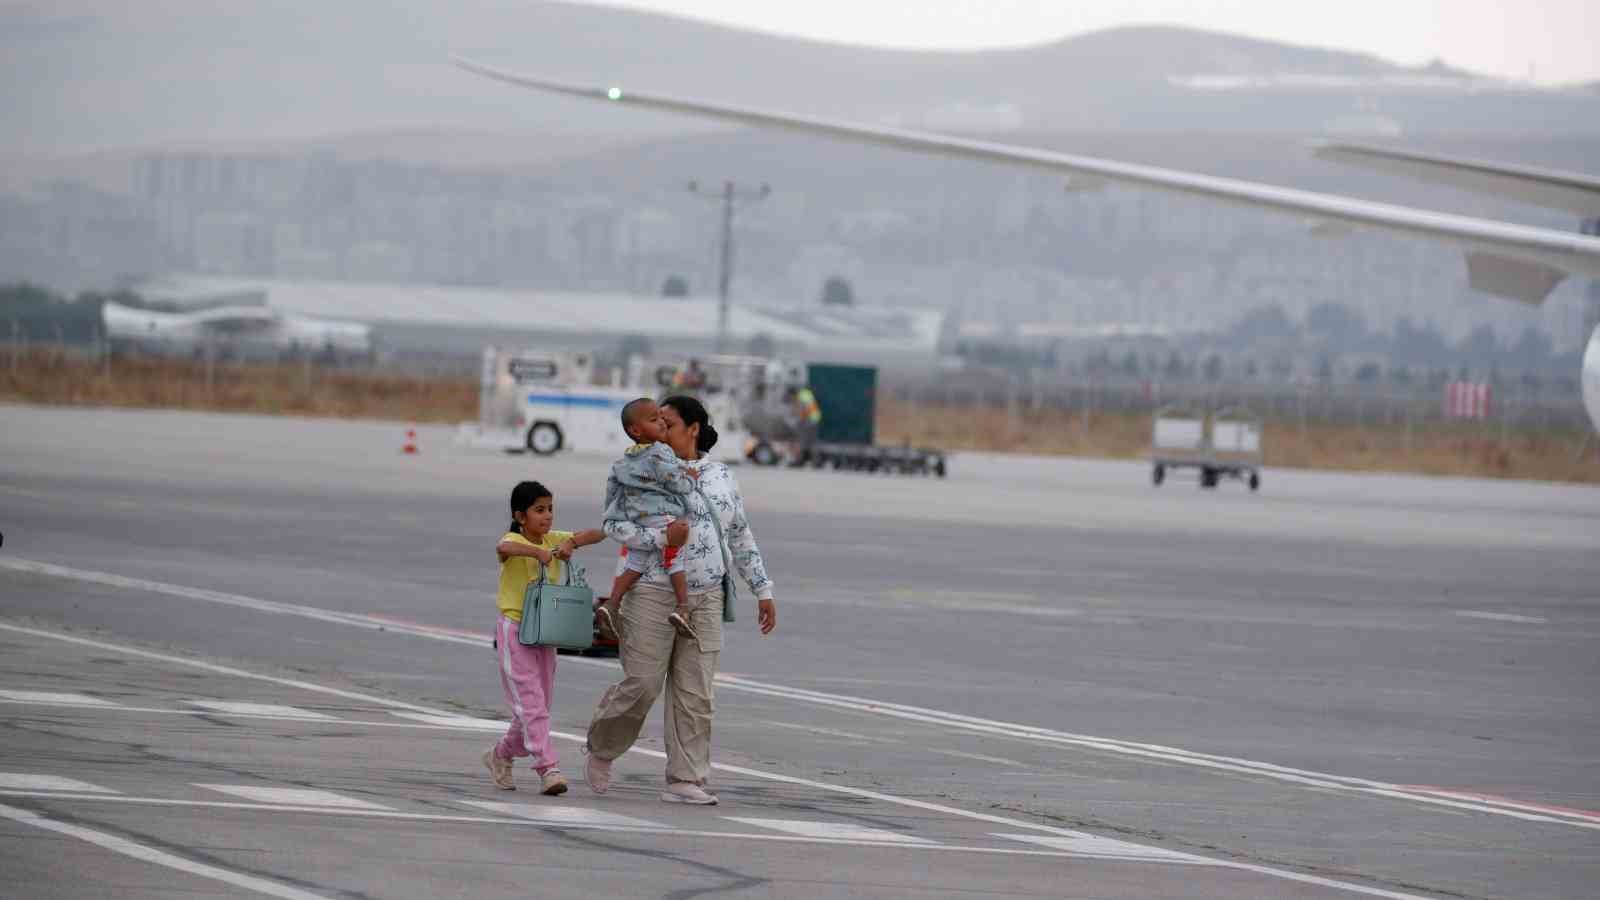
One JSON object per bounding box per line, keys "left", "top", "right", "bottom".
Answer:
{"left": 689, "top": 179, "right": 769, "bottom": 353}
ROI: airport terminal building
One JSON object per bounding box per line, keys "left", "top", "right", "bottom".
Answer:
{"left": 135, "top": 274, "right": 948, "bottom": 374}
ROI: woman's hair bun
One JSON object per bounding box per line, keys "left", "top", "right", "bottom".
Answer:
{"left": 697, "top": 421, "right": 719, "bottom": 453}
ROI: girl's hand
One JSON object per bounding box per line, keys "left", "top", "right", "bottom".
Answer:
{"left": 554, "top": 539, "right": 577, "bottom": 561}
{"left": 532, "top": 547, "right": 555, "bottom": 565}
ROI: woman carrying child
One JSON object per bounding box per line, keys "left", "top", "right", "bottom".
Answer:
{"left": 484, "top": 480, "right": 605, "bottom": 795}
{"left": 584, "top": 395, "right": 777, "bottom": 805}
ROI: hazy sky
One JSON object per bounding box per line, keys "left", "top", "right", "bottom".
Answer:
{"left": 589, "top": 0, "right": 1599, "bottom": 85}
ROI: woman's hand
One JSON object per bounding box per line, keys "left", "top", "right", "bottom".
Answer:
{"left": 666, "top": 519, "right": 690, "bottom": 547}
{"left": 757, "top": 598, "right": 777, "bottom": 635}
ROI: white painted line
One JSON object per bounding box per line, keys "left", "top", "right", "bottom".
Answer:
{"left": 1454, "top": 610, "right": 1549, "bottom": 624}
{"left": 461, "top": 801, "right": 666, "bottom": 829}
{"left": 0, "top": 788, "right": 1128, "bottom": 860}
{"left": 0, "top": 773, "right": 118, "bottom": 794}
{"left": 195, "top": 785, "right": 392, "bottom": 810}
{"left": 0, "top": 690, "right": 116, "bottom": 707}
{"left": 9, "top": 556, "right": 1580, "bottom": 832}
{"left": 185, "top": 701, "right": 335, "bottom": 720}
{"left": 0, "top": 800, "right": 329, "bottom": 900}
{"left": 993, "top": 832, "right": 1206, "bottom": 863}
{"left": 0, "top": 622, "right": 1449, "bottom": 897}
{"left": 723, "top": 817, "right": 936, "bottom": 845}
{"left": 387, "top": 711, "right": 506, "bottom": 730}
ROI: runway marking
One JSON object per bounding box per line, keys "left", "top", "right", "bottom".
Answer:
{"left": 196, "top": 785, "right": 393, "bottom": 810}
{"left": 0, "top": 800, "right": 330, "bottom": 900}
{"left": 0, "top": 694, "right": 490, "bottom": 730}
{"left": 724, "top": 816, "right": 937, "bottom": 844}
{"left": 1454, "top": 610, "right": 1550, "bottom": 624}
{"left": 0, "top": 773, "right": 118, "bottom": 794}
{"left": 186, "top": 701, "right": 335, "bottom": 720}
{"left": 0, "top": 623, "right": 1438, "bottom": 899}
{"left": 4, "top": 558, "right": 1596, "bottom": 837}
{"left": 994, "top": 832, "right": 1208, "bottom": 863}
{"left": 1399, "top": 786, "right": 1600, "bottom": 823}
{"left": 3, "top": 557, "right": 1591, "bottom": 836}
{"left": 0, "top": 689, "right": 116, "bottom": 707}
{"left": 0, "top": 785, "right": 1195, "bottom": 860}
{"left": 461, "top": 801, "right": 666, "bottom": 829}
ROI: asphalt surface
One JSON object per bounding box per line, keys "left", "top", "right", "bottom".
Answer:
{"left": 2, "top": 406, "right": 1597, "bottom": 899}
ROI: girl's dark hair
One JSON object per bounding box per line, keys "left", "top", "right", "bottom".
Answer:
{"left": 661, "top": 394, "right": 718, "bottom": 454}
{"left": 508, "top": 480, "right": 552, "bottom": 533}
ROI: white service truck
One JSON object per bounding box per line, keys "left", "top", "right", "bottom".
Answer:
{"left": 459, "top": 348, "right": 749, "bottom": 461}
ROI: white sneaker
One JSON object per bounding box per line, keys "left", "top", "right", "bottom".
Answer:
{"left": 584, "top": 747, "right": 612, "bottom": 794}
{"left": 660, "top": 782, "right": 718, "bottom": 805}
{"left": 482, "top": 748, "right": 515, "bottom": 791}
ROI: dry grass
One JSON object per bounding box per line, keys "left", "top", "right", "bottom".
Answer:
{"left": 4, "top": 351, "right": 1596, "bottom": 483}
{"left": 0, "top": 350, "right": 475, "bottom": 423}
{"left": 876, "top": 394, "right": 1600, "bottom": 484}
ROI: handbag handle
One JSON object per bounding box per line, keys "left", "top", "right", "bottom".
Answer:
{"left": 532, "top": 554, "right": 573, "bottom": 587}
{"left": 692, "top": 480, "right": 738, "bottom": 607}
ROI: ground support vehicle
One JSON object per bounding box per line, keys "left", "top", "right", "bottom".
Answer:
{"left": 797, "top": 442, "right": 947, "bottom": 476}
{"left": 741, "top": 361, "right": 948, "bottom": 477}
{"left": 1150, "top": 404, "right": 1262, "bottom": 491}
{"left": 456, "top": 348, "right": 748, "bottom": 461}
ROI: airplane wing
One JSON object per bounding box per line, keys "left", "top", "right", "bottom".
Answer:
{"left": 1314, "top": 143, "right": 1600, "bottom": 219}
{"left": 453, "top": 57, "right": 1600, "bottom": 306}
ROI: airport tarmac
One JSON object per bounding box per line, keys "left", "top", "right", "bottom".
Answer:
{"left": 2, "top": 406, "right": 1597, "bottom": 899}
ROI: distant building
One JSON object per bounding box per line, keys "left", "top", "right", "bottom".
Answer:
{"left": 134, "top": 274, "right": 946, "bottom": 374}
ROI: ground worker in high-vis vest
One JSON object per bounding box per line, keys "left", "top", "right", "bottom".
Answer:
{"left": 788, "top": 385, "right": 822, "bottom": 466}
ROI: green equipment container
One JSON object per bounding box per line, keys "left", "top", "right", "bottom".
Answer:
{"left": 808, "top": 363, "right": 876, "bottom": 446}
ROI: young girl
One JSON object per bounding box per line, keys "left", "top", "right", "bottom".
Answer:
{"left": 483, "top": 480, "right": 605, "bottom": 795}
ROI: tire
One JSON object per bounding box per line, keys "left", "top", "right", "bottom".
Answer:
{"left": 1200, "top": 467, "right": 1218, "bottom": 489}
{"left": 1152, "top": 464, "right": 1165, "bottom": 486}
{"left": 749, "top": 441, "right": 779, "bottom": 466}
{"left": 526, "top": 421, "right": 563, "bottom": 455}
{"left": 1248, "top": 471, "right": 1261, "bottom": 492}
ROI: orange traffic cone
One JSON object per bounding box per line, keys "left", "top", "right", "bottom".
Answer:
{"left": 402, "top": 428, "right": 419, "bottom": 455}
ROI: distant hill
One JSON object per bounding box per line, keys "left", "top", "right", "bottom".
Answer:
{"left": 5, "top": 1, "right": 1597, "bottom": 158}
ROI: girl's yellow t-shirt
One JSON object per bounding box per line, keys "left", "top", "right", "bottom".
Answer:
{"left": 497, "top": 530, "right": 573, "bottom": 622}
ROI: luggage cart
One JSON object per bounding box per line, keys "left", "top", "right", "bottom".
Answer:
{"left": 1150, "top": 404, "right": 1262, "bottom": 491}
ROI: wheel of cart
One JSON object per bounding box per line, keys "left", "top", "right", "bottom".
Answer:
{"left": 1211, "top": 406, "right": 1265, "bottom": 493}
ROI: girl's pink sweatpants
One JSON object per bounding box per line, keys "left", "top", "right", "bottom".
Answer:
{"left": 493, "top": 615, "right": 558, "bottom": 771}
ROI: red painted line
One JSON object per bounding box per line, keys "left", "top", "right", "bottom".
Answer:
{"left": 1399, "top": 786, "right": 1600, "bottom": 821}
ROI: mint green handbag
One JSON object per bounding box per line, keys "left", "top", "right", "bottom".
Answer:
{"left": 517, "top": 559, "right": 594, "bottom": 650}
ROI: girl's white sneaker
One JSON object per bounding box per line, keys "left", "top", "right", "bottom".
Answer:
{"left": 539, "top": 768, "right": 569, "bottom": 796}
{"left": 482, "top": 749, "right": 515, "bottom": 791}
